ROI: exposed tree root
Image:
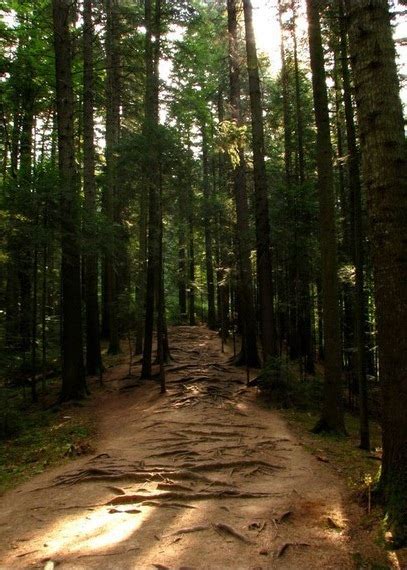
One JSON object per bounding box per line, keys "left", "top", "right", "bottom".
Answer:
{"left": 147, "top": 449, "right": 201, "bottom": 459}
{"left": 273, "top": 510, "right": 293, "bottom": 524}
{"left": 275, "top": 542, "right": 311, "bottom": 558}
{"left": 144, "top": 420, "right": 264, "bottom": 430}
{"left": 171, "top": 375, "right": 212, "bottom": 384}
{"left": 137, "top": 501, "right": 197, "bottom": 509}
{"left": 106, "top": 489, "right": 272, "bottom": 505}
{"left": 214, "top": 522, "right": 252, "bottom": 543}
{"left": 177, "top": 459, "right": 284, "bottom": 472}
{"left": 166, "top": 364, "right": 202, "bottom": 373}
{"left": 52, "top": 464, "right": 234, "bottom": 489}
{"left": 167, "top": 525, "right": 210, "bottom": 536}
{"left": 172, "top": 429, "right": 245, "bottom": 438}
{"left": 156, "top": 482, "right": 193, "bottom": 492}
{"left": 74, "top": 548, "right": 139, "bottom": 560}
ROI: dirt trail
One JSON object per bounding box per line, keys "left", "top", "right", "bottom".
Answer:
{"left": 0, "top": 327, "right": 393, "bottom": 569}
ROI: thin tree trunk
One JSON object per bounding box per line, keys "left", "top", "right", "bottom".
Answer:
{"left": 31, "top": 226, "right": 38, "bottom": 403}
{"left": 227, "top": 0, "right": 259, "bottom": 367}
{"left": 338, "top": 0, "right": 369, "bottom": 451}
{"left": 141, "top": 0, "right": 162, "bottom": 379}
{"left": 188, "top": 174, "right": 196, "bottom": 327}
{"left": 83, "top": 0, "right": 102, "bottom": 376}
{"left": 18, "top": 98, "right": 34, "bottom": 354}
{"left": 243, "top": 0, "right": 277, "bottom": 363}
{"left": 201, "top": 124, "right": 216, "bottom": 329}
{"left": 292, "top": 0, "right": 314, "bottom": 373}
{"left": 105, "top": 0, "right": 121, "bottom": 355}
{"left": 306, "top": 0, "right": 345, "bottom": 434}
{"left": 134, "top": 187, "right": 148, "bottom": 354}
{"left": 178, "top": 234, "right": 187, "bottom": 319}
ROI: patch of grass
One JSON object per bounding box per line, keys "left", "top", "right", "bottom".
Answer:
{"left": 0, "top": 386, "right": 95, "bottom": 494}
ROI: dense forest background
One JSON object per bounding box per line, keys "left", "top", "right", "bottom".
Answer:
{"left": 0, "top": 0, "right": 406, "bottom": 547}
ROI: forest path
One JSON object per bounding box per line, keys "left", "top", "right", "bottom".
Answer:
{"left": 0, "top": 326, "right": 389, "bottom": 569}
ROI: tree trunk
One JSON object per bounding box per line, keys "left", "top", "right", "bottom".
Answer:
{"left": 141, "top": 0, "right": 162, "bottom": 379}
{"left": 104, "top": 0, "right": 121, "bottom": 355}
{"left": 242, "top": 0, "right": 277, "bottom": 363}
{"left": 52, "top": 0, "right": 86, "bottom": 400}
{"left": 201, "top": 124, "right": 216, "bottom": 329}
{"left": 227, "top": 0, "right": 259, "bottom": 367}
{"left": 134, "top": 186, "right": 148, "bottom": 354}
{"left": 338, "top": 0, "right": 369, "bottom": 450}
{"left": 292, "top": 0, "right": 314, "bottom": 374}
{"left": 306, "top": 0, "right": 345, "bottom": 434}
{"left": 5, "top": 109, "right": 21, "bottom": 348}
{"left": 178, "top": 235, "right": 187, "bottom": 320}
{"left": 345, "top": 0, "right": 407, "bottom": 546}
{"left": 83, "top": 0, "right": 103, "bottom": 376}
{"left": 18, "top": 95, "right": 35, "bottom": 354}
{"left": 188, "top": 179, "right": 196, "bottom": 327}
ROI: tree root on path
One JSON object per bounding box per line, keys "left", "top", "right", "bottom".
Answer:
{"left": 50, "top": 466, "right": 233, "bottom": 488}
{"left": 275, "top": 542, "right": 311, "bottom": 558}
{"left": 142, "top": 420, "right": 265, "bottom": 430}
{"left": 170, "top": 429, "right": 247, "bottom": 438}
{"left": 165, "top": 364, "right": 203, "bottom": 373}
{"left": 74, "top": 547, "right": 140, "bottom": 559}
{"left": 106, "top": 489, "right": 272, "bottom": 505}
{"left": 165, "top": 525, "right": 210, "bottom": 537}
{"left": 214, "top": 522, "right": 252, "bottom": 544}
{"left": 171, "top": 375, "right": 212, "bottom": 384}
{"left": 147, "top": 449, "right": 201, "bottom": 459}
{"left": 156, "top": 482, "right": 194, "bottom": 492}
{"left": 141, "top": 501, "right": 197, "bottom": 509}
{"left": 176, "top": 459, "right": 284, "bottom": 473}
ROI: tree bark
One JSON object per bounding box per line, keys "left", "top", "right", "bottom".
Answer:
{"left": 141, "top": 0, "right": 162, "bottom": 379}
{"left": 227, "top": 0, "right": 259, "bottom": 367}
{"left": 104, "top": 0, "right": 121, "bottom": 355}
{"left": 83, "top": 0, "right": 103, "bottom": 376}
{"left": 242, "top": 0, "right": 277, "bottom": 363}
{"left": 188, "top": 178, "right": 196, "bottom": 327}
{"left": 306, "top": 0, "right": 345, "bottom": 434}
{"left": 201, "top": 123, "right": 216, "bottom": 330}
{"left": 339, "top": 0, "right": 369, "bottom": 450}
{"left": 52, "top": 0, "right": 86, "bottom": 400}
{"left": 345, "top": 0, "right": 407, "bottom": 546}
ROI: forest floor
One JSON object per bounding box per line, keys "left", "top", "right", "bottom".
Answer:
{"left": 0, "top": 326, "right": 404, "bottom": 569}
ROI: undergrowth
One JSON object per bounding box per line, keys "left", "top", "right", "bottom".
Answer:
{"left": 0, "top": 383, "right": 95, "bottom": 494}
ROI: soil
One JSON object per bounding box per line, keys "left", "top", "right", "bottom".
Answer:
{"left": 0, "top": 326, "right": 399, "bottom": 569}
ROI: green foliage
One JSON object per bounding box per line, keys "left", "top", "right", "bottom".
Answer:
{"left": 0, "top": 384, "right": 93, "bottom": 492}
{"left": 216, "top": 120, "right": 248, "bottom": 168}
{"left": 255, "top": 358, "right": 323, "bottom": 409}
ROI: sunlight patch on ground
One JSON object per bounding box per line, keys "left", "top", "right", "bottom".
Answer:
{"left": 42, "top": 505, "right": 151, "bottom": 557}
